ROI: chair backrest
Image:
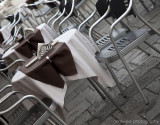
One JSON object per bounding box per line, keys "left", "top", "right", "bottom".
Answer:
{"left": 0, "top": 94, "right": 65, "bottom": 125}
{"left": 4, "top": 15, "right": 14, "bottom": 24}
{"left": 96, "top": 0, "right": 110, "bottom": 17}
{"left": 59, "top": 0, "right": 77, "bottom": 17}
{"left": 84, "top": 0, "right": 135, "bottom": 51}
{"left": 57, "top": 0, "right": 95, "bottom": 33}
{"left": 44, "top": 1, "right": 57, "bottom": 8}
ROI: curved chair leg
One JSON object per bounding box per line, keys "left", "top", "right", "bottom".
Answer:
{"left": 105, "top": 60, "right": 126, "bottom": 98}
{"left": 108, "top": 0, "right": 149, "bottom": 105}
{"left": 87, "top": 78, "right": 106, "bottom": 100}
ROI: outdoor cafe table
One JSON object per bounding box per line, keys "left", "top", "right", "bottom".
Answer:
{"left": 2, "top": 23, "right": 58, "bottom": 71}
{"left": 11, "top": 29, "right": 115, "bottom": 110}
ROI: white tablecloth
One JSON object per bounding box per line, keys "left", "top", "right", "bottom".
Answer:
{"left": 12, "top": 29, "right": 114, "bottom": 108}
{"left": 53, "top": 29, "right": 114, "bottom": 87}
{"left": 0, "top": 26, "right": 11, "bottom": 42}
{"left": 37, "top": 23, "right": 58, "bottom": 43}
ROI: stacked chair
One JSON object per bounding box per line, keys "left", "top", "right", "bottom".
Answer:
{"left": 0, "top": 0, "right": 160, "bottom": 124}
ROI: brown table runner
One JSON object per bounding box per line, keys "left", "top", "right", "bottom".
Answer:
{"left": 20, "top": 42, "right": 77, "bottom": 88}
{"left": 26, "top": 0, "right": 38, "bottom": 4}
{"left": 14, "top": 29, "right": 44, "bottom": 58}
{"left": 0, "top": 32, "right": 4, "bottom": 44}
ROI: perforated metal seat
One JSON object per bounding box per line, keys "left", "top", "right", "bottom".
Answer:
{"left": 10, "top": 98, "right": 56, "bottom": 125}
{"left": 96, "top": 29, "right": 152, "bottom": 62}
{"left": 0, "top": 93, "right": 65, "bottom": 125}
{"left": 95, "top": 28, "right": 126, "bottom": 50}
{"left": 60, "top": 24, "right": 78, "bottom": 34}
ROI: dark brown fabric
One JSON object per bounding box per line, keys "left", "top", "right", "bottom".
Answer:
{"left": 26, "top": 0, "right": 38, "bottom": 4}
{"left": 0, "top": 32, "right": 4, "bottom": 44}
{"left": 109, "top": 0, "right": 135, "bottom": 19}
{"left": 20, "top": 42, "right": 77, "bottom": 88}
{"left": 15, "top": 29, "right": 44, "bottom": 58}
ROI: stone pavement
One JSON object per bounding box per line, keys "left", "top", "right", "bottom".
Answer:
{"left": 0, "top": 0, "right": 160, "bottom": 125}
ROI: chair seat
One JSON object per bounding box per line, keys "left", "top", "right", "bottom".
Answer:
{"left": 60, "top": 24, "right": 78, "bottom": 34}
{"left": 96, "top": 28, "right": 126, "bottom": 50}
{"left": 96, "top": 29, "right": 151, "bottom": 63}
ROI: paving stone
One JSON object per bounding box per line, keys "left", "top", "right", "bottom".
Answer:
{"left": 130, "top": 52, "right": 149, "bottom": 66}
{"left": 88, "top": 95, "right": 126, "bottom": 122}
{"left": 151, "top": 114, "right": 160, "bottom": 125}
{"left": 145, "top": 96, "right": 160, "bottom": 121}
{"left": 88, "top": 118, "right": 101, "bottom": 125}
{"left": 66, "top": 79, "right": 86, "bottom": 96}
{"left": 123, "top": 115, "right": 148, "bottom": 125}
{"left": 62, "top": 108, "right": 68, "bottom": 115}
{"left": 74, "top": 80, "right": 91, "bottom": 95}
{"left": 132, "top": 6, "right": 160, "bottom": 28}
{"left": 65, "top": 87, "right": 94, "bottom": 111}
{"left": 65, "top": 100, "right": 91, "bottom": 124}
{"left": 115, "top": 68, "right": 129, "bottom": 82}
{"left": 86, "top": 88, "right": 105, "bottom": 105}
{"left": 85, "top": 67, "right": 160, "bottom": 123}
{"left": 72, "top": 111, "right": 92, "bottom": 125}
{"left": 146, "top": 34, "right": 160, "bottom": 46}
{"left": 146, "top": 76, "right": 160, "bottom": 94}
{"left": 64, "top": 91, "right": 78, "bottom": 106}
{"left": 100, "top": 116, "right": 121, "bottom": 125}
{"left": 107, "top": 86, "right": 126, "bottom": 99}
{"left": 121, "top": 57, "right": 160, "bottom": 87}
{"left": 111, "top": 49, "right": 142, "bottom": 71}
{"left": 133, "top": 57, "right": 160, "bottom": 78}
{"left": 113, "top": 89, "right": 158, "bottom": 121}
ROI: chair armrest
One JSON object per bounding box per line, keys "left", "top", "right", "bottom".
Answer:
{"left": 0, "top": 85, "right": 12, "bottom": 94}
{"left": 0, "top": 91, "right": 25, "bottom": 104}
{"left": 0, "top": 59, "right": 25, "bottom": 72}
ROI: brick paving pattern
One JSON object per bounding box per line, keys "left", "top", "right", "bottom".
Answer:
{"left": 0, "top": 0, "right": 160, "bottom": 125}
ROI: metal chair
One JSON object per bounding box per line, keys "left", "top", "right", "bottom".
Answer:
{"left": 0, "top": 58, "right": 66, "bottom": 125}
{"left": 24, "top": 0, "right": 58, "bottom": 24}
{"left": 82, "top": 0, "right": 160, "bottom": 104}
{"left": 52, "top": 0, "right": 97, "bottom": 35}
{"left": 0, "top": 59, "right": 26, "bottom": 81}
{"left": 2, "top": 10, "right": 32, "bottom": 50}
{"left": 0, "top": 92, "right": 66, "bottom": 125}
{"left": 2, "top": 12, "right": 22, "bottom": 49}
